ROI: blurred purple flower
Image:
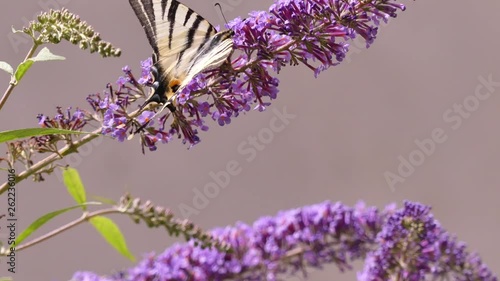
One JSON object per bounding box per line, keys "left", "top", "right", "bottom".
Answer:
{"left": 71, "top": 272, "right": 113, "bottom": 281}
{"left": 212, "top": 111, "right": 232, "bottom": 126}
{"left": 37, "top": 106, "right": 88, "bottom": 131}
{"left": 197, "top": 102, "right": 211, "bottom": 117}
{"left": 136, "top": 110, "right": 155, "bottom": 126}
{"left": 137, "top": 58, "right": 153, "bottom": 85}
{"left": 31, "top": 107, "right": 91, "bottom": 154}
{"left": 358, "top": 201, "right": 497, "bottom": 281}
{"left": 72, "top": 201, "right": 386, "bottom": 281}
{"left": 71, "top": 201, "right": 497, "bottom": 281}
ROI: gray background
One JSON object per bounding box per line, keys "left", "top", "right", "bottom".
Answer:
{"left": 1, "top": 0, "right": 499, "bottom": 280}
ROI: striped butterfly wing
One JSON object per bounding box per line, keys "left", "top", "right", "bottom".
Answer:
{"left": 129, "top": 0, "right": 233, "bottom": 104}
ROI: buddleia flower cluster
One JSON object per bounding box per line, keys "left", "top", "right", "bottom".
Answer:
{"left": 34, "top": 106, "right": 92, "bottom": 152}
{"left": 1, "top": 107, "right": 92, "bottom": 181}
{"left": 358, "top": 201, "right": 497, "bottom": 280}
{"left": 40, "top": 0, "right": 406, "bottom": 151}
{"left": 71, "top": 201, "right": 497, "bottom": 281}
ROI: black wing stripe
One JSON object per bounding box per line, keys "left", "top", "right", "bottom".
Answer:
{"left": 167, "top": 0, "right": 179, "bottom": 49}
{"left": 196, "top": 24, "right": 214, "bottom": 53}
{"left": 161, "top": 0, "right": 168, "bottom": 19}
{"left": 129, "top": 0, "right": 158, "bottom": 53}
{"left": 184, "top": 8, "right": 194, "bottom": 26}
{"left": 176, "top": 15, "right": 203, "bottom": 65}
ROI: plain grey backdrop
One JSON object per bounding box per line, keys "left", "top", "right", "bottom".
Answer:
{"left": 1, "top": 0, "right": 499, "bottom": 280}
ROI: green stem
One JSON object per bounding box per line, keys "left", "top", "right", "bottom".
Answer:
{"left": 0, "top": 128, "right": 102, "bottom": 195}
{"left": 0, "top": 43, "right": 39, "bottom": 111}
{"left": 8, "top": 207, "right": 120, "bottom": 253}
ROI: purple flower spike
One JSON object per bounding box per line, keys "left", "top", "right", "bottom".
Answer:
{"left": 72, "top": 201, "right": 497, "bottom": 281}
{"left": 72, "top": 201, "right": 387, "bottom": 281}
{"left": 358, "top": 201, "right": 497, "bottom": 281}
{"left": 70, "top": 0, "right": 409, "bottom": 151}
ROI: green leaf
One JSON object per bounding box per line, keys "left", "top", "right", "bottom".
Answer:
{"left": 14, "top": 59, "right": 33, "bottom": 83}
{"left": 11, "top": 48, "right": 65, "bottom": 83}
{"left": 0, "top": 128, "right": 98, "bottom": 143}
{"left": 0, "top": 277, "right": 13, "bottom": 281}
{"left": 89, "top": 216, "right": 135, "bottom": 261}
{"left": 62, "top": 167, "right": 87, "bottom": 208}
{"left": 15, "top": 203, "right": 101, "bottom": 245}
{"left": 31, "top": 47, "right": 66, "bottom": 62}
{"left": 0, "top": 61, "right": 13, "bottom": 75}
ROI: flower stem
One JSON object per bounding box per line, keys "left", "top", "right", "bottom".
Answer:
{"left": 5, "top": 207, "right": 120, "bottom": 253}
{"left": 0, "top": 128, "right": 102, "bottom": 195}
{"left": 0, "top": 43, "right": 39, "bottom": 112}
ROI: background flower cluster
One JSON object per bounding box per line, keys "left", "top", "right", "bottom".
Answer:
{"left": 72, "top": 201, "right": 497, "bottom": 281}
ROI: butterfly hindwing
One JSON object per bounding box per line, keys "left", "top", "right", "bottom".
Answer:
{"left": 182, "top": 30, "right": 234, "bottom": 87}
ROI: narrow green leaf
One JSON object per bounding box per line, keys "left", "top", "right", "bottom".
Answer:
{"left": 32, "top": 47, "right": 66, "bottom": 62}
{"left": 15, "top": 203, "right": 100, "bottom": 245}
{"left": 0, "top": 277, "right": 13, "bottom": 281}
{"left": 0, "top": 61, "right": 13, "bottom": 75}
{"left": 62, "top": 167, "right": 87, "bottom": 208}
{"left": 0, "top": 128, "right": 97, "bottom": 143}
{"left": 89, "top": 216, "right": 135, "bottom": 261}
{"left": 14, "top": 59, "right": 34, "bottom": 82}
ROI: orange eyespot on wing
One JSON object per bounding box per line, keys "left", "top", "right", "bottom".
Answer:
{"left": 169, "top": 79, "right": 182, "bottom": 93}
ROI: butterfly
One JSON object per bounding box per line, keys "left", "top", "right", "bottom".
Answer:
{"left": 128, "top": 0, "right": 234, "bottom": 115}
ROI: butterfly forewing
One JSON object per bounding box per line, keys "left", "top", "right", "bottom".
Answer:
{"left": 128, "top": 0, "right": 158, "bottom": 53}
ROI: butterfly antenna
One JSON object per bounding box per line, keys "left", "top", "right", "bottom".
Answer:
{"left": 214, "top": 3, "right": 229, "bottom": 25}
